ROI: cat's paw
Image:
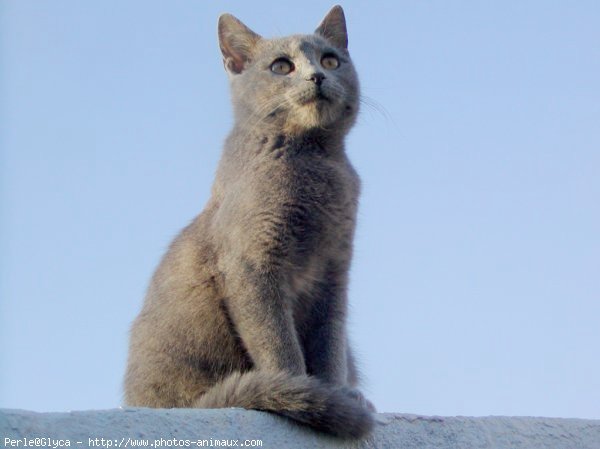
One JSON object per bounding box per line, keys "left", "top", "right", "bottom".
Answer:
{"left": 343, "top": 387, "right": 377, "bottom": 412}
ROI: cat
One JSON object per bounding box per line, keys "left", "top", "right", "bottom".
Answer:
{"left": 124, "top": 5, "right": 374, "bottom": 439}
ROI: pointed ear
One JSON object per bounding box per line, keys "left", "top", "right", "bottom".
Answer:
{"left": 315, "top": 5, "right": 348, "bottom": 49}
{"left": 218, "top": 14, "right": 261, "bottom": 74}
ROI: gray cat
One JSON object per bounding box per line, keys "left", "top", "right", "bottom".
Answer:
{"left": 124, "top": 5, "right": 374, "bottom": 439}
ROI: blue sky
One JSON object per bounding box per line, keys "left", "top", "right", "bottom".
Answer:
{"left": 1, "top": 1, "right": 599, "bottom": 418}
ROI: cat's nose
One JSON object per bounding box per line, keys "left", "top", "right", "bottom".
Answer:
{"left": 308, "top": 72, "right": 326, "bottom": 86}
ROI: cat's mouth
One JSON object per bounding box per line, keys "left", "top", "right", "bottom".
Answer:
{"left": 304, "top": 90, "right": 331, "bottom": 105}
{"left": 297, "top": 86, "right": 332, "bottom": 106}
{"left": 315, "top": 91, "right": 330, "bottom": 102}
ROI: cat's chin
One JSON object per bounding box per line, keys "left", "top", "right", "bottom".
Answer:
{"left": 278, "top": 85, "right": 357, "bottom": 134}
{"left": 286, "top": 100, "right": 344, "bottom": 132}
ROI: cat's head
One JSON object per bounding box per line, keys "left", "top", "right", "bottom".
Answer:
{"left": 218, "top": 6, "right": 359, "bottom": 137}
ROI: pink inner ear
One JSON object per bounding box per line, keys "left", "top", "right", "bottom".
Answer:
{"left": 218, "top": 14, "right": 261, "bottom": 74}
{"left": 225, "top": 58, "right": 241, "bottom": 74}
{"left": 220, "top": 39, "right": 247, "bottom": 74}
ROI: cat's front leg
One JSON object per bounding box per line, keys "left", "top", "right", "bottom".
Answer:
{"left": 301, "top": 267, "right": 352, "bottom": 386}
{"left": 305, "top": 312, "right": 376, "bottom": 412}
{"left": 222, "top": 262, "right": 307, "bottom": 375}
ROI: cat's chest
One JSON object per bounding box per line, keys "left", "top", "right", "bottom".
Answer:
{"left": 232, "top": 150, "right": 354, "bottom": 250}
{"left": 254, "top": 147, "right": 354, "bottom": 206}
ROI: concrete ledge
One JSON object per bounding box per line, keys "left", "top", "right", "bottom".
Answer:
{"left": 1, "top": 408, "right": 599, "bottom": 448}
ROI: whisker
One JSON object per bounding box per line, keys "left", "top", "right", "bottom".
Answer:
{"left": 238, "top": 96, "right": 287, "bottom": 136}
{"left": 359, "top": 94, "right": 394, "bottom": 124}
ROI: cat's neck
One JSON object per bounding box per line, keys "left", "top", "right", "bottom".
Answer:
{"left": 231, "top": 122, "right": 347, "bottom": 157}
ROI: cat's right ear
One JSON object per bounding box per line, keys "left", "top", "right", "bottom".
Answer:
{"left": 218, "top": 14, "right": 261, "bottom": 75}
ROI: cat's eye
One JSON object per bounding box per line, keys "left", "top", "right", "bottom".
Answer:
{"left": 321, "top": 54, "right": 340, "bottom": 70}
{"left": 271, "top": 58, "right": 294, "bottom": 75}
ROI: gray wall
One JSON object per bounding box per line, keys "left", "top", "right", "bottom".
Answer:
{"left": 1, "top": 409, "right": 599, "bottom": 448}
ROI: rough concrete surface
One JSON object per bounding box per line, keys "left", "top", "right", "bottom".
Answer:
{"left": 1, "top": 408, "right": 599, "bottom": 449}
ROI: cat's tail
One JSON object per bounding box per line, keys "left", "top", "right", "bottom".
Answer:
{"left": 194, "top": 370, "right": 374, "bottom": 439}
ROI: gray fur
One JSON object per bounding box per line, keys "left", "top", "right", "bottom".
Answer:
{"left": 124, "top": 5, "right": 374, "bottom": 439}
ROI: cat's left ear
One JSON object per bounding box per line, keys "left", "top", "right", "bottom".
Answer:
{"left": 218, "top": 14, "right": 262, "bottom": 74}
{"left": 315, "top": 5, "right": 348, "bottom": 50}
